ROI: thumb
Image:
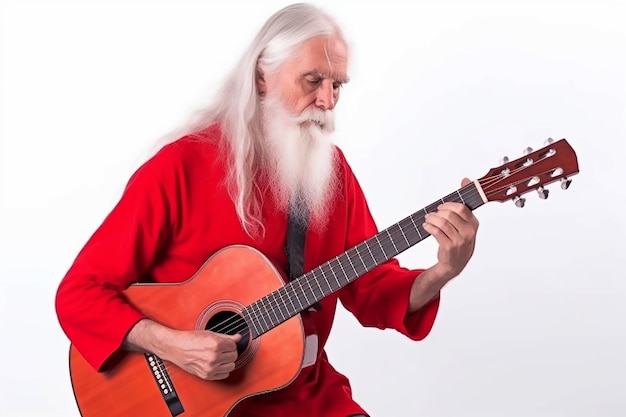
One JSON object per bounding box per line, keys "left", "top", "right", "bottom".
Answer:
{"left": 226, "top": 333, "right": 243, "bottom": 342}
{"left": 461, "top": 177, "right": 472, "bottom": 187}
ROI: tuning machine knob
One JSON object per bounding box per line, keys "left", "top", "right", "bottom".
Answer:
{"left": 561, "top": 177, "right": 572, "bottom": 190}
{"left": 513, "top": 196, "right": 526, "bottom": 208}
{"left": 522, "top": 147, "right": 534, "bottom": 166}
{"left": 537, "top": 186, "right": 549, "bottom": 199}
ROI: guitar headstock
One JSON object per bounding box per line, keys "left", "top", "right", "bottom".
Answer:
{"left": 477, "top": 138, "right": 579, "bottom": 207}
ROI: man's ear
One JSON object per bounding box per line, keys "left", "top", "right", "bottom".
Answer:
{"left": 256, "top": 66, "right": 266, "bottom": 95}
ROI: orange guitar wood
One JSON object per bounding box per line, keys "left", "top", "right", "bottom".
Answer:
{"left": 69, "top": 246, "right": 306, "bottom": 417}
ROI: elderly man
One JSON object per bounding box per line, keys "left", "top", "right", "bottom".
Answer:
{"left": 56, "top": 3, "right": 479, "bottom": 417}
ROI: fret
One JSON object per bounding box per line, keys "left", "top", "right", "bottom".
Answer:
{"left": 293, "top": 285, "right": 305, "bottom": 311}
{"left": 313, "top": 273, "right": 324, "bottom": 298}
{"left": 298, "top": 280, "right": 312, "bottom": 306}
{"left": 274, "top": 290, "right": 287, "bottom": 321}
{"left": 269, "top": 292, "right": 281, "bottom": 325}
{"left": 242, "top": 308, "right": 261, "bottom": 339}
{"left": 457, "top": 189, "right": 465, "bottom": 204}
{"left": 258, "top": 298, "right": 271, "bottom": 331}
{"left": 336, "top": 255, "right": 349, "bottom": 285}
{"left": 349, "top": 247, "right": 368, "bottom": 276}
{"left": 425, "top": 201, "right": 440, "bottom": 213}
{"left": 318, "top": 265, "right": 331, "bottom": 291}
{"left": 318, "top": 264, "right": 331, "bottom": 297}
{"left": 373, "top": 238, "right": 386, "bottom": 262}
{"left": 286, "top": 286, "right": 297, "bottom": 315}
{"left": 303, "top": 278, "right": 315, "bottom": 302}
{"left": 386, "top": 228, "right": 399, "bottom": 253}
{"left": 320, "top": 269, "right": 332, "bottom": 292}
{"left": 398, "top": 223, "right": 410, "bottom": 246}
{"left": 409, "top": 214, "right": 423, "bottom": 239}
{"left": 276, "top": 287, "right": 287, "bottom": 315}
{"left": 396, "top": 224, "right": 412, "bottom": 252}
{"left": 374, "top": 234, "right": 387, "bottom": 259}
{"left": 327, "top": 258, "right": 342, "bottom": 287}
{"left": 246, "top": 302, "right": 262, "bottom": 334}
{"left": 273, "top": 295, "right": 285, "bottom": 324}
{"left": 363, "top": 240, "right": 376, "bottom": 266}
{"left": 303, "top": 279, "right": 316, "bottom": 303}
{"left": 249, "top": 319, "right": 261, "bottom": 339}
{"left": 355, "top": 246, "right": 368, "bottom": 272}
{"left": 344, "top": 249, "right": 358, "bottom": 276}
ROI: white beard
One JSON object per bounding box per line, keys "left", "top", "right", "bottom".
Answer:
{"left": 260, "top": 96, "right": 338, "bottom": 229}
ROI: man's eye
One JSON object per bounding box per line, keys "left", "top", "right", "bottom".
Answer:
{"left": 332, "top": 82, "right": 343, "bottom": 90}
{"left": 306, "top": 78, "right": 322, "bottom": 86}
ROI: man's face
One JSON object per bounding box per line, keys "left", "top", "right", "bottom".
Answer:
{"left": 259, "top": 35, "right": 349, "bottom": 116}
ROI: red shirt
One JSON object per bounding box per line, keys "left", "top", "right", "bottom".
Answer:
{"left": 56, "top": 125, "right": 439, "bottom": 417}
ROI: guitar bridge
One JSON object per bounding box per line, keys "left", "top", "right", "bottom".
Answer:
{"left": 144, "top": 353, "right": 184, "bottom": 416}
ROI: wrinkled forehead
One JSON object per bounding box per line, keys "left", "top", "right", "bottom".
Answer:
{"left": 290, "top": 35, "right": 350, "bottom": 82}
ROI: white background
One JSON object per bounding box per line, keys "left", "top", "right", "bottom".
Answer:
{"left": 1, "top": 1, "right": 625, "bottom": 416}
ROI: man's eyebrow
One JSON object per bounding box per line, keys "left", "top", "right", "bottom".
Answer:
{"left": 304, "top": 70, "right": 350, "bottom": 84}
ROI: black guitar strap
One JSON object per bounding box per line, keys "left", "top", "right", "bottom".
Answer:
{"left": 286, "top": 206, "right": 307, "bottom": 281}
{"left": 286, "top": 199, "right": 321, "bottom": 311}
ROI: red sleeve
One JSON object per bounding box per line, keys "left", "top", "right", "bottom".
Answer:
{"left": 337, "top": 155, "right": 440, "bottom": 340}
{"left": 55, "top": 143, "right": 180, "bottom": 371}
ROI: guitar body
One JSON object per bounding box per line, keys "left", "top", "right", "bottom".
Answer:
{"left": 69, "top": 246, "right": 305, "bottom": 417}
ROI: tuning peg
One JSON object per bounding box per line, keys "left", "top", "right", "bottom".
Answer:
{"left": 499, "top": 156, "right": 509, "bottom": 165}
{"left": 513, "top": 196, "right": 526, "bottom": 208}
{"left": 537, "top": 186, "right": 549, "bottom": 199}
{"left": 560, "top": 177, "right": 572, "bottom": 190}
{"left": 506, "top": 185, "right": 518, "bottom": 196}
{"left": 521, "top": 147, "right": 534, "bottom": 166}
{"left": 545, "top": 137, "right": 554, "bottom": 145}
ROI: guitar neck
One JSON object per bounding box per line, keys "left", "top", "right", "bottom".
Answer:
{"left": 244, "top": 182, "right": 486, "bottom": 338}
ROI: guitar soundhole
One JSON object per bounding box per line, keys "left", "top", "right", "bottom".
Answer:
{"left": 205, "top": 310, "right": 250, "bottom": 356}
{"left": 197, "top": 301, "right": 259, "bottom": 370}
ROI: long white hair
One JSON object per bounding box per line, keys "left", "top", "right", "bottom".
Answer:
{"left": 181, "top": 3, "right": 347, "bottom": 237}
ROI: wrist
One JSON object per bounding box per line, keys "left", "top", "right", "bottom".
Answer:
{"left": 425, "top": 263, "right": 456, "bottom": 286}
{"left": 125, "top": 319, "right": 178, "bottom": 358}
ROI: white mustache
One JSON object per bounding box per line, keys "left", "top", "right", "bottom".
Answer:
{"left": 262, "top": 96, "right": 335, "bottom": 132}
{"left": 295, "top": 108, "right": 335, "bottom": 132}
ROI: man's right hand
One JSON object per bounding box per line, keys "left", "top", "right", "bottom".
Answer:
{"left": 124, "top": 319, "right": 242, "bottom": 380}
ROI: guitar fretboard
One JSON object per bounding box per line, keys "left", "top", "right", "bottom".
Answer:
{"left": 242, "top": 182, "right": 486, "bottom": 338}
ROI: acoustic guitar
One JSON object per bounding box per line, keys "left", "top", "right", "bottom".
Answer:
{"left": 68, "top": 138, "right": 579, "bottom": 417}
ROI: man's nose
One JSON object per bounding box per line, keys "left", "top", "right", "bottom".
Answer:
{"left": 314, "top": 79, "right": 336, "bottom": 111}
